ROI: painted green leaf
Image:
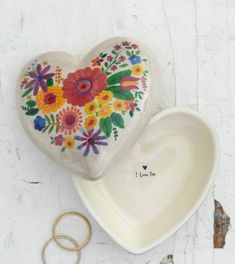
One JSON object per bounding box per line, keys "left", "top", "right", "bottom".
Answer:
{"left": 56, "top": 125, "right": 59, "bottom": 133}
{"left": 107, "top": 70, "right": 131, "bottom": 85}
{"left": 99, "top": 117, "right": 112, "bottom": 137}
{"left": 107, "top": 86, "right": 134, "bottom": 101}
{"left": 46, "top": 78, "right": 53, "bottom": 87}
{"left": 113, "top": 90, "right": 134, "bottom": 100}
{"left": 26, "top": 100, "right": 36, "bottom": 108}
{"left": 100, "top": 52, "right": 107, "bottom": 58}
{"left": 106, "top": 85, "right": 121, "bottom": 92}
{"left": 61, "top": 147, "right": 66, "bottom": 152}
{"left": 50, "top": 114, "right": 55, "bottom": 123}
{"left": 45, "top": 115, "right": 50, "bottom": 123}
{"left": 104, "top": 62, "right": 109, "bottom": 68}
{"left": 48, "top": 124, "right": 54, "bottom": 134}
{"left": 111, "top": 113, "right": 124, "bottom": 128}
{"left": 107, "top": 85, "right": 133, "bottom": 99}
{"left": 129, "top": 110, "right": 134, "bottom": 117}
{"left": 25, "top": 108, "right": 39, "bottom": 116}
{"left": 22, "top": 87, "right": 33, "bottom": 97}
{"left": 42, "top": 125, "right": 50, "bottom": 133}
{"left": 112, "top": 50, "right": 117, "bottom": 55}
{"left": 119, "top": 63, "right": 128, "bottom": 68}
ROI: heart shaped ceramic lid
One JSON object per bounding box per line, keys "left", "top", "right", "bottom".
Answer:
{"left": 17, "top": 38, "right": 158, "bottom": 180}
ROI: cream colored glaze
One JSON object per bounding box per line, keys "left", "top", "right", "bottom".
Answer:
{"left": 74, "top": 108, "right": 219, "bottom": 254}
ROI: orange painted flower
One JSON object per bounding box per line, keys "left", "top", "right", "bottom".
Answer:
{"left": 84, "top": 116, "right": 97, "bottom": 130}
{"left": 113, "top": 100, "right": 125, "bottom": 111}
{"left": 36, "top": 86, "right": 65, "bottom": 114}
{"left": 84, "top": 101, "right": 98, "bottom": 115}
{"left": 56, "top": 106, "right": 83, "bottom": 135}
{"left": 98, "top": 104, "right": 112, "bottom": 118}
{"left": 125, "top": 100, "right": 138, "bottom": 111}
{"left": 97, "top": 91, "right": 112, "bottom": 104}
{"left": 62, "top": 67, "right": 107, "bottom": 106}
{"left": 92, "top": 57, "right": 103, "bottom": 67}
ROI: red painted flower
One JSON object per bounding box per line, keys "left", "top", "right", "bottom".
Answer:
{"left": 62, "top": 67, "right": 107, "bottom": 106}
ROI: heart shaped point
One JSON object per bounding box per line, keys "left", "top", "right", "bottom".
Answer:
{"left": 17, "top": 38, "right": 158, "bottom": 180}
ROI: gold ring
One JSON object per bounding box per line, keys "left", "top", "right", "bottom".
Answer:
{"left": 41, "top": 235, "right": 81, "bottom": 264}
{"left": 52, "top": 211, "right": 92, "bottom": 251}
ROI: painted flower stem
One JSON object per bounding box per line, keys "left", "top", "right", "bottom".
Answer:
{"left": 103, "top": 49, "right": 123, "bottom": 73}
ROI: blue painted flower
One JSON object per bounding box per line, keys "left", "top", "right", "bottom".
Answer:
{"left": 129, "top": 54, "right": 141, "bottom": 65}
{"left": 34, "top": 116, "right": 46, "bottom": 131}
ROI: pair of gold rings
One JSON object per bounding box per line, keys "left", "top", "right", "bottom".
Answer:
{"left": 42, "top": 211, "right": 92, "bottom": 264}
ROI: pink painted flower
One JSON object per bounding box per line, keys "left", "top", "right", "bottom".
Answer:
{"left": 114, "top": 44, "right": 122, "bottom": 50}
{"left": 119, "top": 55, "right": 126, "bottom": 62}
{"left": 141, "top": 76, "right": 148, "bottom": 90}
{"left": 122, "top": 41, "right": 130, "bottom": 46}
{"left": 107, "top": 55, "right": 114, "bottom": 62}
{"left": 132, "top": 44, "right": 139, "bottom": 49}
{"left": 110, "top": 65, "right": 118, "bottom": 72}
{"left": 55, "top": 135, "right": 64, "bottom": 146}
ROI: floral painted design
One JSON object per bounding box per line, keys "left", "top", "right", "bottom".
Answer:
{"left": 56, "top": 106, "right": 83, "bottom": 135}
{"left": 36, "top": 86, "right": 65, "bottom": 114}
{"left": 20, "top": 41, "right": 149, "bottom": 156}
{"left": 25, "top": 64, "right": 55, "bottom": 95}
{"left": 75, "top": 129, "right": 108, "bottom": 156}
{"left": 62, "top": 67, "right": 107, "bottom": 106}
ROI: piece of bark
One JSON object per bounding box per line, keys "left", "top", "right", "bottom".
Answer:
{"left": 160, "top": 255, "right": 174, "bottom": 264}
{"left": 214, "top": 199, "right": 230, "bottom": 248}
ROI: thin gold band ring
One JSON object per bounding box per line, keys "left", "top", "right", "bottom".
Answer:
{"left": 41, "top": 235, "right": 81, "bottom": 264}
{"left": 52, "top": 211, "right": 92, "bottom": 252}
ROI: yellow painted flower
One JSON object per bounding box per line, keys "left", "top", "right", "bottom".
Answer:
{"left": 64, "top": 136, "right": 75, "bottom": 149}
{"left": 36, "top": 86, "right": 65, "bottom": 114}
{"left": 98, "top": 104, "right": 112, "bottom": 118}
{"left": 113, "top": 100, "right": 125, "bottom": 111}
{"left": 132, "top": 64, "right": 144, "bottom": 76}
{"left": 97, "top": 91, "right": 113, "bottom": 104}
{"left": 84, "top": 115, "right": 97, "bottom": 130}
{"left": 84, "top": 101, "right": 98, "bottom": 115}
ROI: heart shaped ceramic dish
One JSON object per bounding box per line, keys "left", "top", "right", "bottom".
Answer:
{"left": 73, "top": 108, "right": 219, "bottom": 254}
{"left": 17, "top": 38, "right": 158, "bottom": 180}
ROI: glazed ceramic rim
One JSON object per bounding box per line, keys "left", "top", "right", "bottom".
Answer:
{"left": 74, "top": 107, "right": 220, "bottom": 254}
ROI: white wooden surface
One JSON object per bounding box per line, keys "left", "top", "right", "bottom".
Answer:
{"left": 0, "top": 0, "right": 234, "bottom": 263}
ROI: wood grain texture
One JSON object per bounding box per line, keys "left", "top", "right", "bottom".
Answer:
{"left": 0, "top": 0, "right": 234, "bottom": 263}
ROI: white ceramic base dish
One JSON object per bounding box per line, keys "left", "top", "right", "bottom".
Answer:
{"left": 73, "top": 108, "right": 219, "bottom": 254}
